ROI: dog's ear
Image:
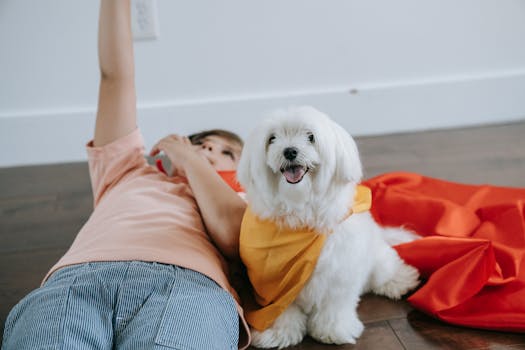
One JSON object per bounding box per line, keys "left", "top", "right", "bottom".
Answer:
{"left": 331, "top": 121, "right": 363, "bottom": 183}
{"left": 236, "top": 136, "right": 253, "bottom": 192}
{"left": 237, "top": 120, "right": 275, "bottom": 197}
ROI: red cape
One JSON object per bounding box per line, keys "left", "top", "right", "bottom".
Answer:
{"left": 363, "top": 172, "right": 525, "bottom": 332}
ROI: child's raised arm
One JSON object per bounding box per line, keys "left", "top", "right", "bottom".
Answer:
{"left": 94, "top": 0, "right": 137, "bottom": 147}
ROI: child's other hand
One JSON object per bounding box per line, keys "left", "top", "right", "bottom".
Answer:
{"left": 150, "top": 134, "right": 201, "bottom": 177}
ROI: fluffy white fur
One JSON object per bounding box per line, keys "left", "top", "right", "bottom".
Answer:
{"left": 237, "top": 106, "right": 420, "bottom": 348}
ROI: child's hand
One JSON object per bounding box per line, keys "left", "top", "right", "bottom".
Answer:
{"left": 150, "top": 134, "right": 202, "bottom": 177}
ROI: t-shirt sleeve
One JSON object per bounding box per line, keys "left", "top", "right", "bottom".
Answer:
{"left": 87, "top": 128, "right": 147, "bottom": 206}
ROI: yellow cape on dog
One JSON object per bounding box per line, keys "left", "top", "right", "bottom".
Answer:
{"left": 239, "top": 185, "right": 372, "bottom": 331}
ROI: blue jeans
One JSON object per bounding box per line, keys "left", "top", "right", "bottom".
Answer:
{"left": 2, "top": 261, "right": 239, "bottom": 350}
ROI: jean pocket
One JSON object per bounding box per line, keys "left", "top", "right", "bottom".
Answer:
{"left": 2, "top": 283, "right": 72, "bottom": 350}
{"left": 155, "top": 277, "right": 239, "bottom": 350}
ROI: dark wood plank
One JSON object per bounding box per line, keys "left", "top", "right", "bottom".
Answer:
{"left": 0, "top": 248, "right": 66, "bottom": 291}
{"left": 357, "top": 294, "right": 413, "bottom": 324}
{"left": 357, "top": 121, "right": 525, "bottom": 187}
{"left": 0, "top": 192, "right": 91, "bottom": 253}
{"left": 390, "top": 310, "right": 525, "bottom": 350}
{"left": 0, "top": 162, "right": 90, "bottom": 199}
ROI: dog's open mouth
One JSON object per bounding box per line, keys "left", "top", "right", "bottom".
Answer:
{"left": 280, "top": 165, "right": 308, "bottom": 184}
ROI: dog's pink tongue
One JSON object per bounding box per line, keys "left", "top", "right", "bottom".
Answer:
{"left": 283, "top": 166, "right": 305, "bottom": 183}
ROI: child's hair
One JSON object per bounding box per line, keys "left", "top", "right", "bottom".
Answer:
{"left": 188, "top": 129, "right": 244, "bottom": 148}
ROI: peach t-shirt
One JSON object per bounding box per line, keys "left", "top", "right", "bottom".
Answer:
{"left": 44, "top": 128, "right": 250, "bottom": 348}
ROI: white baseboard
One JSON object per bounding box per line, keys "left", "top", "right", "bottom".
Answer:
{"left": 1, "top": 72, "right": 524, "bottom": 167}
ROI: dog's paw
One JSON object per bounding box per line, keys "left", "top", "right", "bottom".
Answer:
{"left": 308, "top": 311, "right": 364, "bottom": 345}
{"left": 250, "top": 304, "right": 307, "bottom": 349}
{"left": 374, "top": 263, "right": 420, "bottom": 299}
{"left": 251, "top": 327, "right": 304, "bottom": 349}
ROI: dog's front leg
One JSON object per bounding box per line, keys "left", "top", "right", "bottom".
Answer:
{"left": 306, "top": 293, "right": 364, "bottom": 345}
{"left": 250, "top": 302, "right": 307, "bottom": 349}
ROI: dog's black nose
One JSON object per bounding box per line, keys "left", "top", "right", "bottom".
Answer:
{"left": 283, "top": 147, "right": 298, "bottom": 160}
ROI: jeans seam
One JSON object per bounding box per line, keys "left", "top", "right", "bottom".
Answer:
{"left": 56, "top": 274, "right": 77, "bottom": 350}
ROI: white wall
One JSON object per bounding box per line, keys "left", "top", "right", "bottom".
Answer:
{"left": 1, "top": 0, "right": 524, "bottom": 167}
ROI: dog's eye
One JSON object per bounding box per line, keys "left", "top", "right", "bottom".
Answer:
{"left": 308, "top": 133, "right": 315, "bottom": 143}
{"left": 268, "top": 135, "right": 276, "bottom": 144}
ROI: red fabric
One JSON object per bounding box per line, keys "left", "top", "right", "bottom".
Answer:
{"left": 217, "top": 170, "right": 244, "bottom": 193}
{"left": 363, "top": 172, "right": 525, "bottom": 332}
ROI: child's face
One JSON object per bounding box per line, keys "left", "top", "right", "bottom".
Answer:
{"left": 193, "top": 135, "right": 242, "bottom": 171}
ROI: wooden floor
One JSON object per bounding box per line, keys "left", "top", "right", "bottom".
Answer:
{"left": 1, "top": 121, "right": 525, "bottom": 349}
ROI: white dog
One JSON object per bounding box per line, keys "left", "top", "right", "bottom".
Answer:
{"left": 237, "top": 106, "right": 420, "bottom": 348}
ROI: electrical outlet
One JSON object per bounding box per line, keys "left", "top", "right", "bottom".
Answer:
{"left": 131, "top": 0, "right": 159, "bottom": 40}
